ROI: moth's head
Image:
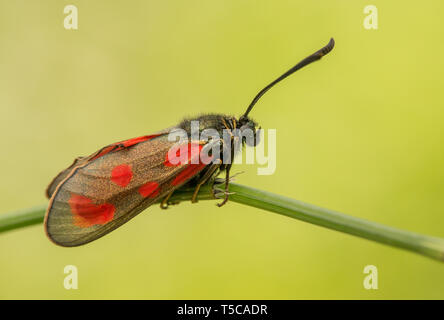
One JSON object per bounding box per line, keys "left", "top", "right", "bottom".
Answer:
{"left": 238, "top": 116, "right": 260, "bottom": 147}
{"left": 238, "top": 116, "right": 257, "bottom": 130}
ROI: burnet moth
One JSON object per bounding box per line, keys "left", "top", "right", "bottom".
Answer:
{"left": 44, "top": 38, "right": 335, "bottom": 246}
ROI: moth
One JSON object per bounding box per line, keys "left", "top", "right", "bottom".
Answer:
{"left": 45, "top": 38, "right": 335, "bottom": 246}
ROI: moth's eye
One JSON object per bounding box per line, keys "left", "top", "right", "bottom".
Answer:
{"left": 245, "top": 128, "right": 260, "bottom": 147}
{"left": 248, "top": 121, "right": 258, "bottom": 131}
{"left": 242, "top": 128, "right": 260, "bottom": 147}
{"left": 246, "top": 131, "right": 257, "bottom": 147}
{"left": 239, "top": 124, "right": 249, "bottom": 132}
{"left": 253, "top": 130, "right": 261, "bottom": 146}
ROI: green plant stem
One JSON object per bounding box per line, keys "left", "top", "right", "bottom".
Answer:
{"left": 0, "top": 205, "right": 46, "bottom": 233}
{"left": 1, "top": 183, "right": 444, "bottom": 262}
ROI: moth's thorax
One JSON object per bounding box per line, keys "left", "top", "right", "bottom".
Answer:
{"left": 178, "top": 113, "right": 232, "bottom": 136}
{"left": 177, "top": 113, "right": 260, "bottom": 167}
{"left": 178, "top": 113, "right": 258, "bottom": 137}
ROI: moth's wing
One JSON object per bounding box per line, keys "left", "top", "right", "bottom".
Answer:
{"left": 46, "top": 134, "right": 165, "bottom": 199}
{"left": 45, "top": 133, "right": 209, "bottom": 247}
{"left": 46, "top": 156, "right": 88, "bottom": 198}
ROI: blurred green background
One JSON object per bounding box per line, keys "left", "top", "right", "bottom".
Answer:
{"left": 1, "top": 0, "right": 444, "bottom": 299}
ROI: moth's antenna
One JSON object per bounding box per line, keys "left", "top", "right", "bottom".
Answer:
{"left": 241, "top": 38, "right": 335, "bottom": 120}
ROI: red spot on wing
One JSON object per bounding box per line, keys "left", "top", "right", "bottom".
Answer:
{"left": 68, "top": 194, "right": 115, "bottom": 228}
{"left": 91, "top": 134, "right": 161, "bottom": 160}
{"left": 166, "top": 142, "right": 215, "bottom": 186}
{"left": 92, "top": 145, "right": 116, "bottom": 160}
{"left": 111, "top": 164, "right": 133, "bottom": 187}
{"left": 171, "top": 163, "right": 207, "bottom": 186}
{"left": 119, "top": 134, "right": 161, "bottom": 147}
{"left": 165, "top": 142, "right": 203, "bottom": 167}
{"left": 138, "top": 181, "right": 160, "bottom": 198}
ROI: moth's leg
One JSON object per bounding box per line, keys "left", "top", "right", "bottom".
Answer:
{"left": 230, "top": 117, "right": 237, "bottom": 130}
{"left": 211, "top": 170, "right": 244, "bottom": 197}
{"left": 221, "top": 117, "right": 230, "bottom": 131}
{"left": 210, "top": 177, "right": 223, "bottom": 199}
{"left": 191, "top": 159, "right": 222, "bottom": 203}
{"left": 216, "top": 134, "right": 238, "bottom": 207}
{"left": 160, "top": 190, "right": 174, "bottom": 209}
{"left": 197, "top": 138, "right": 225, "bottom": 200}
{"left": 216, "top": 163, "right": 232, "bottom": 207}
